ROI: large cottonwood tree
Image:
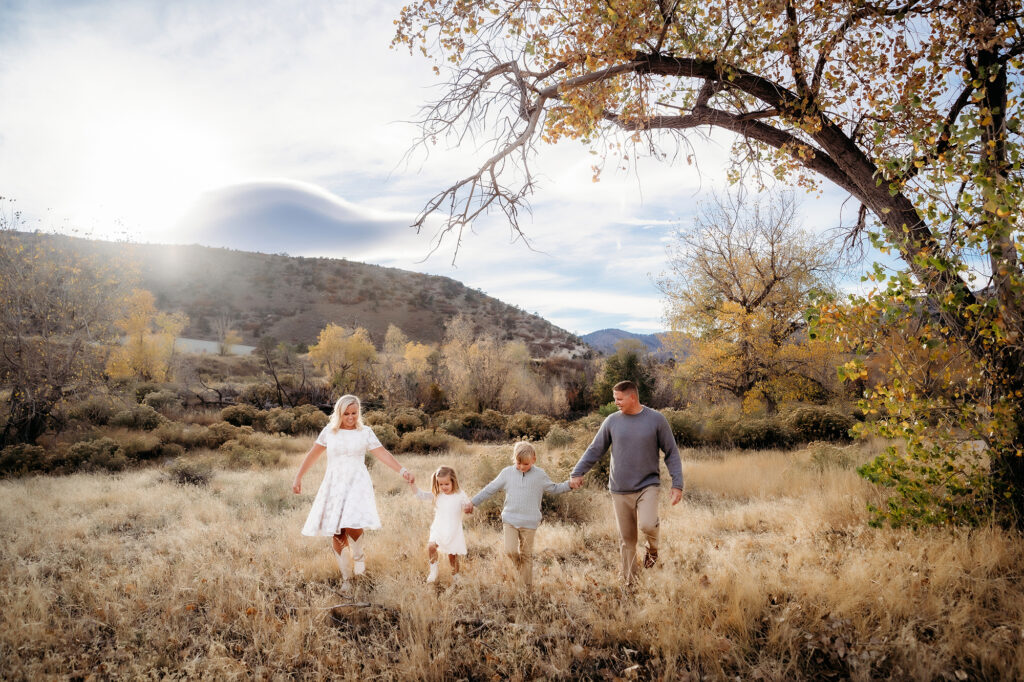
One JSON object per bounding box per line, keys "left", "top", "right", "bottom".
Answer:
{"left": 394, "top": 0, "right": 1024, "bottom": 523}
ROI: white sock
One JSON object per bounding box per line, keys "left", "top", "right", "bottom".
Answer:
{"left": 426, "top": 562, "right": 438, "bottom": 583}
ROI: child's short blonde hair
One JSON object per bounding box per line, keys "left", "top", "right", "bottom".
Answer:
{"left": 431, "top": 466, "right": 461, "bottom": 496}
{"left": 512, "top": 441, "right": 537, "bottom": 463}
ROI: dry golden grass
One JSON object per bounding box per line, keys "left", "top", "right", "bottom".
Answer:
{"left": 2, "top": 439, "right": 1022, "bottom": 679}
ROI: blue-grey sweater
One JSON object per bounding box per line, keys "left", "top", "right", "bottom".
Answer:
{"left": 571, "top": 406, "right": 684, "bottom": 493}
{"left": 471, "top": 465, "right": 571, "bottom": 529}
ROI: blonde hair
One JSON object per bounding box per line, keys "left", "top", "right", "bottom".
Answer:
{"left": 327, "top": 394, "right": 363, "bottom": 431}
{"left": 430, "top": 466, "right": 461, "bottom": 496}
{"left": 512, "top": 441, "right": 536, "bottom": 463}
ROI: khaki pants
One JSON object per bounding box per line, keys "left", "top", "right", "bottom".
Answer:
{"left": 612, "top": 486, "right": 660, "bottom": 583}
{"left": 503, "top": 523, "right": 537, "bottom": 587}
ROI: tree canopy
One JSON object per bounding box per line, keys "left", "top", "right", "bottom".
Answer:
{"left": 395, "top": 0, "right": 1024, "bottom": 523}
{"left": 661, "top": 192, "right": 841, "bottom": 410}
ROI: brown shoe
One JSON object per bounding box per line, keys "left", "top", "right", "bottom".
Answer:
{"left": 643, "top": 549, "right": 658, "bottom": 569}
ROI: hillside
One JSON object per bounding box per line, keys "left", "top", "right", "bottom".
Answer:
{"left": 28, "top": 233, "right": 591, "bottom": 358}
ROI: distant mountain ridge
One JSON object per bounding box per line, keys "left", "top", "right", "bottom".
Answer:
{"left": 28, "top": 233, "right": 591, "bottom": 359}
{"left": 581, "top": 328, "right": 667, "bottom": 355}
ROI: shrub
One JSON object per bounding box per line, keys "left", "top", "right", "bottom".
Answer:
{"left": 238, "top": 382, "right": 280, "bottom": 408}
{"left": 118, "top": 433, "right": 162, "bottom": 460}
{"left": 202, "top": 422, "right": 248, "bottom": 449}
{"left": 785, "top": 406, "right": 855, "bottom": 442}
{"left": 660, "top": 409, "right": 700, "bottom": 447}
{"left": 544, "top": 425, "right": 574, "bottom": 449}
{"left": 255, "top": 407, "right": 295, "bottom": 434}
{"left": 219, "top": 440, "right": 280, "bottom": 468}
{"left": 133, "top": 381, "right": 163, "bottom": 404}
{"left": 437, "top": 411, "right": 507, "bottom": 442}
{"left": 142, "top": 390, "right": 183, "bottom": 413}
{"left": 0, "top": 443, "right": 46, "bottom": 477}
{"left": 109, "top": 405, "right": 164, "bottom": 431}
{"left": 153, "top": 423, "right": 212, "bottom": 451}
{"left": 166, "top": 459, "right": 212, "bottom": 486}
{"left": 293, "top": 405, "right": 328, "bottom": 434}
{"left": 730, "top": 418, "right": 794, "bottom": 450}
{"left": 68, "top": 437, "right": 128, "bottom": 472}
{"left": 371, "top": 423, "right": 400, "bottom": 450}
{"left": 67, "top": 396, "right": 117, "bottom": 426}
{"left": 598, "top": 402, "right": 618, "bottom": 417}
{"left": 397, "top": 429, "right": 465, "bottom": 454}
{"left": 806, "top": 442, "right": 856, "bottom": 471}
{"left": 506, "top": 412, "right": 554, "bottom": 440}
{"left": 221, "top": 403, "right": 259, "bottom": 427}
{"left": 391, "top": 407, "right": 429, "bottom": 434}
{"left": 698, "top": 412, "right": 739, "bottom": 448}
{"left": 362, "top": 410, "right": 390, "bottom": 426}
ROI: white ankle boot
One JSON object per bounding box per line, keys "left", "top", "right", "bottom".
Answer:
{"left": 426, "top": 562, "right": 438, "bottom": 583}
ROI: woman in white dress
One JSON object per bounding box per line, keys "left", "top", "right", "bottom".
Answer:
{"left": 292, "top": 394, "right": 415, "bottom": 591}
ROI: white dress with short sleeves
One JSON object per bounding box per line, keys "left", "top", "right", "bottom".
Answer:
{"left": 416, "top": 489, "right": 470, "bottom": 555}
{"left": 301, "top": 425, "right": 384, "bottom": 536}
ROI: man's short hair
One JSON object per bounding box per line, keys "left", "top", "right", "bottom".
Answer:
{"left": 613, "top": 380, "right": 638, "bottom": 396}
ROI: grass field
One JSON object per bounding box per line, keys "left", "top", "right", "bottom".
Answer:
{"left": 1, "top": 439, "right": 1022, "bottom": 680}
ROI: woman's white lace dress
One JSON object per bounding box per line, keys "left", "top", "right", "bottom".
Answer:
{"left": 301, "top": 425, "right": 383, "bottom": 536}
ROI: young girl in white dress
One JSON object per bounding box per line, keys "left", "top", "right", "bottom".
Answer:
{"left": 292, "top": 394, "right": 415, "bottom": 594}
{"left": 410, "top": 466, "right": 470, "bottom": 583}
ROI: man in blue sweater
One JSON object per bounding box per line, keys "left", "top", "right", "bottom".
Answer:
{"left": 570, "top": 381, "right": 683, "bottom": 583}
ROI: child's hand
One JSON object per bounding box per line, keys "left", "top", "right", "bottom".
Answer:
{"left": 463, "top": 502, "right": 474, "bottom": 514}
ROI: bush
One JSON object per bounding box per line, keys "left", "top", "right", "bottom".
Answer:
{"left": 152, "top": 423, "right": 212, "bottom": 451}
{"left": 598, "top": 402, "right": 618, "bottom": 417}
{"left": 436, "top": 411, "right": 507, "bottom": 442}
{"left": 141, "top": 390, "right": 183, "bottom": 413}
{"left": 698, "top": 412, "right": 739, "bottom": 448}
{"left": 293, "top": 405, "right": 328, "bottom": 434}
{"left": 219, "top": 440, "right": 280, "bottom": 468}
{"left": 202, "top": 422, "right": 249, "bottom": 449}
{"left": 544, "top": 425, "right": 574, "bottom": 449}
{"left": 0, "top": 443, "right": 46, "bottom": 477}
{"left": 221, "top": 403, "right": 259, "bottom": 427}
{"left": 806, "top": 442, "right": 856, "bottom": 471}
{"left": 238, "top": 382, "right": 280, "bottom": 408}
{"left": 506, "top": 412, "right": 554, "bottom": 440}
{"left": 68, "top": 437, "right": 129, "bottom": 472}
{"left": 166, "top": 459, "right": 212, "bottom": 486}
{"left": 391, "top": 407, "right": 429, "bottom": 434}
{"left": 730, "top": 418, "right": 794, "bottom": 450}
{"left": 785, "top": 406, "right": 855, "bottom": 442}
{"left": 362, "top": 410, "right": 389, "bottom": 426}
{"left": 255, "top": 407, "right": 295, "bottom": 434}
{"left": 133, "top": 381, "right": 163, "bottom": 404}
{"left": 67, "top": 396, "right": 117, "bottom": 426}
{"left": 397, "top": 429, "right": 465, "bottom": 454}
{"left": 109, "top": 405, "right": 164, "bottom": 431}
{"left": 371, "top": 423, "right": 400, "bottom": 450}
{"left": 660, "top": 409, "right": 700, "bottom": 447}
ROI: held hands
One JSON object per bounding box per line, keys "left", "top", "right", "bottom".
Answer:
{"left": 463, "top": 502, "right": 474, "bottom": 514}
{"left": 569, "top": 476, "right": 584, "bottom": 490}
{"left": 400, "top": 467, "right": 415, "bottom": 484}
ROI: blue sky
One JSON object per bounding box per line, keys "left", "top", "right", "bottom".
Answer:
{"left": 0, "top": 0, "right": 860, "bottom": 335}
